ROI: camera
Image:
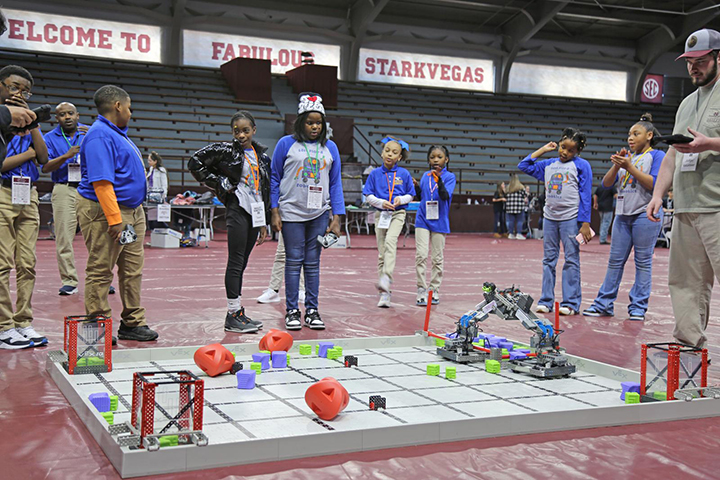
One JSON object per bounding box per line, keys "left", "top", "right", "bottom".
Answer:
{"left": 317, "top": 232, "right": 338, "bottom": 249}
{"left": 119, "top": 224, "right": 137, "bottom": 245}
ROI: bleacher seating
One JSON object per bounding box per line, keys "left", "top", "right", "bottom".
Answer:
{"left": 337, "top": 81, "right": 677, "bottom": 195}
{"left": 0, "top": 50, "right": 285, "bottom": 188}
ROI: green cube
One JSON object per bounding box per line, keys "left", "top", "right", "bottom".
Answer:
{"left": 435, "top": 338, "right": 445, "bottom": 347}
{"left": 286, "top": 355, "right": 291, "bottom": 365}
{"left": 427, "top": 364, "right": 440, "bottom": 376}
{"left": 260, "top": 350, "right": 271, "bottom": 354}
{"left": 250, "top": 362, "right": 262, "bottom": 375}
{"left": 445, "top": 367, "right": 457, "bottom": 379}
{"left": 299, "top": 344, "right": 312, "bottom": 355}
{"left": 159, "top": 435, "right": 179, "bottom": 447}
{"left": 77, "top": 356, "right": 105, "bottom": 367}
{"left": 625, "top": 392, "right": 640, "bottom": 404}
{"left": 653, "top": 391, "right": 667, "bottom": 401}
{"left": 315, "top": 345, "right": 320, "bottom": 355}
{"left": 334, "top": 346, "right": 343, "bottom": 356}
{"left": 109, "top": 395, "right": 118, "bottom": 411}
{"left": 501, "top": 349, "right": 509, "bottom": 356}
{"left": 485, "top": 360, "right": 501, "bottom": 374}
{"left": 327, "top": 348, "right": 341, "bottom": 360}
{"left": 101, "top": 412, "right": 114, "bottom": 425}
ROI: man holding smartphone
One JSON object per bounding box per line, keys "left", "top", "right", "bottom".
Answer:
{"left": 648, "top": 29, "right": 720, "bottom": 350}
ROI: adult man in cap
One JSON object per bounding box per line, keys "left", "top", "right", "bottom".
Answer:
{"left": 648, "top": 28, "right": 720, "bottom": 349}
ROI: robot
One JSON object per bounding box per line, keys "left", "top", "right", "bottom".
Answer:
{"left": 436, "top": 282, "right": 576, "bottom": 378}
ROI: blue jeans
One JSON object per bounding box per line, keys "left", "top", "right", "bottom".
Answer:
{"left": 599, "top": 210, "right": 613, "bottom": 243}
{"left": 493, "top": 211, "right": 506, "bottom": 234}
{"left": 590, "top": 211, "right": 663, "bottom": 316}
{"left": 282, "top": 211, "right": 328, "bottom": 311}
{"left": 540, "top": 218, "right": 581, "bottom": 311}
{"left": 506, "top": 212, "right": 525, "bottom": 235}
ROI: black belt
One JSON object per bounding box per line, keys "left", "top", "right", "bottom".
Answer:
{"left": 1, "top": 178, "right": 12, "bottom": 188}
{"left": 56, "top": 182, "right": 79, "bottom": 188}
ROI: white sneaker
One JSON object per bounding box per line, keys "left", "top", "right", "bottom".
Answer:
{"left": 256, "top": 288, "right": 281, "bottom": 304}
{"left": 416, "top": 288, "right": 428, "bottom": 306}
{"left": 17, "top": 326, "right": 48, "bottom": 346}
{"left": 508, "top": 233, "right": 516, "bottom": 240}
{"left": 378, "top": 292, "right": 391, "bottom": 308}
{"left": 377, "top": 274, "right": 391, "bottom": 293}
{"left": 0, "top": 328, "right": 34, "bottom": 349}
{"left": 515, "top": 234, "right": 526, "bottom": 240}
{"left": 535, "top": 304, "right": 551, "bottom": 313}
{"left": 559, "top": 306, "right": 578, "bottom": 316}
{"left": 299, "top": 290, "right": 306, "bottom": 304}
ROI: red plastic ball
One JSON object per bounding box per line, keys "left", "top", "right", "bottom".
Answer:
{"left": 304, "top": 377, "right": 349, "bottom": 421}
{"left": 259, "top": 329, "right": 294, "bottom": 352}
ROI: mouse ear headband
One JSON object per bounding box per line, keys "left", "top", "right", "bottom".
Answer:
{"left": 381, "top": 136, "right": 409, "bottom": 151}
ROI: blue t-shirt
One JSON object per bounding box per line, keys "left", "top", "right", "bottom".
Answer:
{"left": 518, "top": 154, "right": 593, "bottom": 223}
{"left": 415, "top": 168, "right": 456, "bottom": 233}
{"left": 2, "top": 135, "right": 39, "bottom": 182}
{"left": 362, "top": 164, "right": 415, "bottom": 210}
{"left": 44, "top": 124, "right": 87, "bottom": 183}
{"left": 78, "top": 115, "right": 147, "bottom": 209}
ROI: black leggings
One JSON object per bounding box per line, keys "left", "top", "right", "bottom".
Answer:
{"left": 225, "top": 197, "right": 259, "bottom": 299}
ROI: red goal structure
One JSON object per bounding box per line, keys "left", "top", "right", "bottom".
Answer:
{"left": 63, "top": 315, "right": 112, "bottom": 374}
{"left": 640, "top": 342, "right": 708, "bottom": 401}
{"left": 130, "top": 370, "right": 207, "bottom": 450}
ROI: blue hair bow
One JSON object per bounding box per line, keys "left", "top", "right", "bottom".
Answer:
{"left": 381, "top": 136, "right": 410, "bottom": 151}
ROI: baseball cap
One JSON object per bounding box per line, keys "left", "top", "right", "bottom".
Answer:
{"left": 676, "top": 29, "right": 720, "bottom": 60}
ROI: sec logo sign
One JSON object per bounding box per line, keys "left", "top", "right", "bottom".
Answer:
{"left": 643, "top": 78, "right": 659, "bottom": 100}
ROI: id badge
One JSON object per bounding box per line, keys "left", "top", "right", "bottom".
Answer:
{"left": 681, "top": 153, "right": 699, "bottom": 172}
{"left": 11, "top": 176, "right": 30, "bottom": 205}
{"left": 307, "top": 185, "right": 323, "bottom": 209}
{"left": 157, "top": 204, "right": 171, "bottom": 222}
{"left": 615, "top": 194, "right": 624, "bottom": 212}
{"left": 426, "top": 201, "right": 439, "bottom": 220}
{"left": 68, "top": 163, "right": 81, "bottom": 182}
{"left": 377, "top": 210, "right": 392, "bottom": 229}
{"left": 251, "top": 201, "right": 266, "bottom": 228}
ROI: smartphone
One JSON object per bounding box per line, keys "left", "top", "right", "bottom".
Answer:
{"left": 576, "top": 228, "right": 596, "bottom": 245}
{"left": 657, "top": 134, "right": 694, "bottom": 145}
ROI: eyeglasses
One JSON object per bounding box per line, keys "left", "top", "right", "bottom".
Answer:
{"left": 1, "top": 81, "right": 32, "bottom": 100}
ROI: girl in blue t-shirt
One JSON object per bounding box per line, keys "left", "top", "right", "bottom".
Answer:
{"left": 362, "top": 136, "right": 415, "bottom": 308}
{"left": 270, "top": 93, "right": 345, "bottom": 331}
{"left": 415, "top": 145, "right": 456, "bottom": 306}
{"left": 518, "top": 128, "right": 593, "bottom": 316}
{"left": 583, "top": 114, "right": 664, "bottom": 321}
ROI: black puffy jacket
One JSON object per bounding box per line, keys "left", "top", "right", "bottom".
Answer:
{"left": 189, "top": 139, "right": 271, "bottom": 221}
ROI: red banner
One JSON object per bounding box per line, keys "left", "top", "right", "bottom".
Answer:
{"left": 641, "top": 74, "right": 663, "bottom": 104}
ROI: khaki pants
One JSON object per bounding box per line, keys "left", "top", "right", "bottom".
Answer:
{"left": 375, "top": 209, "right": 406, "bottom": 283}
{"left": 77, "top": 196, "right": 147, "bottom": 327}
{"left": 52, "top": 183, "right": 79, "bottom": 287}
{"left": 669, "top": 212, "right": 720, "bottom": 349}
{"left": 268, "top": 233, "right": 304, "bottom": 292}
{"left": 415, "top": 227, "right": 446, "bottom": 295}
{"left": 0, "top": 186, "right": 39, "bottom": 332}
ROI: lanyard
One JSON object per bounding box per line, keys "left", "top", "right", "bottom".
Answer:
{"left": 427, "top": 172, "right": 438, "bottom": 199}
{"left": 244, "top": 147, "right": 260, "bottom": 194}
{"left": 695, "top": 79, "right": 720, "bottom": 130}
{"left": 122, "top": 136, "right": 145, "bottom": 173}
{"left": 61, "top": 129, "right": 81, "bottom": 163}
{"left": 621, "top": 147, "right": 652, "bottom": 189}
{"left": 385, "top": 172, "right": 396, "bottom": 202}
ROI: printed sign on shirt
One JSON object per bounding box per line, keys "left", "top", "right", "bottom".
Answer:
{"left": 68, "top": 163, "right": 81, "bottom": 182}
{"left": 377, "top": 210, "right": 393, "bottom": 229}
{"left": 307, "top": 185, "right": 323, "bottom": 209}
{"left": 11, "top": 176, "right": 30, "bottom": 205}
{"left": 426, "top": 201, "right": 439, "bottom": 220}
{"left": 251, "top": 201, "right": 266, "bottom": 228}
{"left": 681, "top": 153, "right": 698, "bottom": 172}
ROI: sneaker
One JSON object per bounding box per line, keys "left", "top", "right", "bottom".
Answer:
{"left": 378, "top": 292, "right": 391, "bottom": 308}
{"left": 59, "top": 285, "right": 78, "bottom": 296}
{"left": 285, "top": 309, "right": 302, "bottom": 331}
{"left": 493, "top": 233, "right": 501, "bottom": 238}
{"left": 629, "top": 313, "right": 645, "bottom": 321}
{"left": 0, "top": 328, "right": 34, "bottom": 349}
{"left": 377, "top": 274, "right": 391, "bottom": 293}
{"left": 559, "top": 306, "right": 578, "bottom": 316}
{"left": 256, "top": 288, "right": 281, "bottom": 304}
{"left": 508, "top": 233, "right": 516, "bottom": 239}
{"left": 224, "top": 308, "right": 260, "bottom": 334}
{"left": 515, "top": 234, "right": 526, "bottom": 240}
{"left": 304, "top": 309, "right": 326, "bottom": 330}
{"left": 416, "top": 288, "right": 427, "bottom": 306}
{"left": 432, "top": 294, "right": 440, "bottom": 305}
{"left": 109, "top": 285, "right": 116, "bottom": 295}
{"left": 299, "top": 290, "right": 306, "bottom": 304}
{"left": 117, "top": 324, "right": 159, "bottom": 341}
{"left": 582, "top": 307, "right": 611, "bottom": 317}
{"left": 535, "top": 304, "right": 551, "bottom": 313}
{"left": 17, "top": 326, "right": 47, "bottom": 346}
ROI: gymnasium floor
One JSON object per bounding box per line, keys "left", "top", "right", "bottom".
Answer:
{"left": 4, "top": 231, "right": 720, "bottom": 479}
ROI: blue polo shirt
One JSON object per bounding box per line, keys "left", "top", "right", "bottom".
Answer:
{"left": 415, "top": 168, "right": 456, "bottom": 233}
{"left": 2, "top": 135, "right": 39, "bottom": 182}
{"left": 44, "top": 124, "right": 87, "bottom": 183}
{"left": 362, "top": 164, "right": 415, "bottom": 210}
{"left": 78, "top": 115, "right": 146, "bottom": 209}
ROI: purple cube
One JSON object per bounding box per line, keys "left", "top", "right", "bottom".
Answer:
{"left": 252, "top": 352, "right": 271, "bottom": 370}
{"left": 271, "top": 351, "right": 287, "bottom": 369}
{"left": 89, "top": 392, "right": 110, "bottom": 412}
{"left": 498, "top": 341, "right": 514, "bottom": 351}
{"left": 236, "top": 370, "right": 256, "bottom": 389}
{"left": 318, "top": 342, "right": 334, "bottom": 358}
{"left": 620, "top": 381, "right": 641, "bottom": 401}
{"left": 516, "top": 348, "right": 532, "bottom": 354}
{"left": 509, "top": 351, "right": 527, "bottom": 361}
